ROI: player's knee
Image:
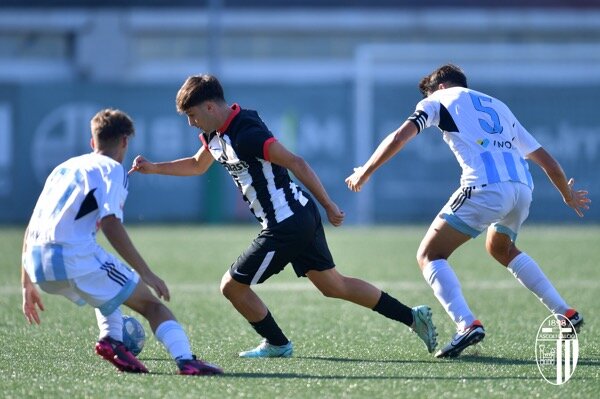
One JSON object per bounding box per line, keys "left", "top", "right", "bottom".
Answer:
{"left": 416, "top": 250, "right": 431, "bottom": 269}
{"left": 220, "top": 272, "right": 245, "bottom": 300}
{"left": 486, "top": 242, "right": 515, "bottom": 266}
{"left": 220, "top": 274, "right": 232, "bottom": 298}
{"left": 486, "top": 241, "right": 505, "bottom": 261}
{"left": 319, "top": 286, "right": 342, "bottom": 299}
{"left": 317, "top": 280, "right": 347, "bottom": 299}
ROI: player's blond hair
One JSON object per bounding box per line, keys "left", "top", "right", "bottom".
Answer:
{"left": 90, "top": 108, "right": 134, "bottom": 148}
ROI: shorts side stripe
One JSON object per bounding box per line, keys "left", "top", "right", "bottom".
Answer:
{"left": 98, "top": 273, "right": 139, "bottom": 316}
{"left": 100, "top": 263, "right": 127, "bottom": 286}
{"left": 450, "top": 187, "right": 471, "bottom": 212}
{"left": 250, "top": 251, "right": 275, "bottom": 285}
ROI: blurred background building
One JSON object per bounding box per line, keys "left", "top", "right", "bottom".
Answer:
{"left": 1, "top": 1, "right": 599, "bottom": 223}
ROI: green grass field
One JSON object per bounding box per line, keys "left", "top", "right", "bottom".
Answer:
{"left": 1, "top": 224, "right": 599, "bottom": 398}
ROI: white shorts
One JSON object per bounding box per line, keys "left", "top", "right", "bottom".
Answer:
{"left": 37, "top": 250, "right": 139, "bottom": 316}
{"left": 440, "top": 181, "right": 532, "bottom": 241}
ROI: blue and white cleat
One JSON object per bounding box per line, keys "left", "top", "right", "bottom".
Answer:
{"left": 410, "top": 305, "right": 438, "bottom": 353}
{"left": 239, "top": 339, "right": 293, "bottom": 358}
{"left": 435, "top": 320, "right": 485, "bottom": 358}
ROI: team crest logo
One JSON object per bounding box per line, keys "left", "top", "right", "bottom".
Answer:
{"left": 535, "top": 314, "right": 578, "bottom": 385}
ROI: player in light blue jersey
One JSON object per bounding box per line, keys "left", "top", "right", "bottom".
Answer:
{"left": 346, "top": 64, "right": 590, "bottom": 358}
{"left": 21, "top": 108, "right": 222, "bottom": 375}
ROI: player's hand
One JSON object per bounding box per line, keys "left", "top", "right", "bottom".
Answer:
{"left": 564, "top": 178, "right": 591, "bottom": 217}
{"left": 22, "top": 283, "right": 44, "bottom": 325}
{"left": 142, "top": 272, "right": 171, "bottom": 302}
{"left": 128, "top": 155, "right": 156, "bottom": 175}
{"left": 325, "top": 203, "right": 345, "bottom": 227}
{"left": 345, "top": 167, "right": 370, "bottom": 192}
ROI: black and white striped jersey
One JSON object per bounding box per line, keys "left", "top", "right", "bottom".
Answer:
{"left": 200, "top": 103, "right": 309, "bottom": 228}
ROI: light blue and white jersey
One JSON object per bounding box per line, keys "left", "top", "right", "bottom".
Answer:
{"left": 24, "top": 153, "right": 129, "bottom": 282}
{"left": 408, "top": 87, "right": 541, "bottom": 189}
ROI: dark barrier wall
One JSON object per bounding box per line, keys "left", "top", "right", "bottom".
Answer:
{"left": 2, "top": 82, "right": 598, "bottom": 224}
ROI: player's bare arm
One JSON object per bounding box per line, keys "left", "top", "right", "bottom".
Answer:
{"left": 129, "top": 146, "right": 214, "bottom": 176}
{"left": 526, "top": 147, "right": 591, "bottom": 217}
{"left": 267, "top": 140, "right": 344, "bottom": 227}
{"left": 21, "top": 227, "right": 44, "bottom": 325}
{"left": 100, "top": 215, "right": 171, "bottom": 301}
{"left": 346, "top": 120, "right": 418, "bottom": 192}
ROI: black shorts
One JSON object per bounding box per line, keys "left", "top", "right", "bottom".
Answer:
{"left": 229, "top": 199, "right": 335, "bottom": 285}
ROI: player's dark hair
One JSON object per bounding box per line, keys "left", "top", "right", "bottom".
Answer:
{"left": 90, "top": 108, "right": 134, "bottom": 147}
{"left": 419, "top": 64, "right": 468, "bottom": 97}
{"left": 176, "top": 74, "right": 226, "bottom": 113}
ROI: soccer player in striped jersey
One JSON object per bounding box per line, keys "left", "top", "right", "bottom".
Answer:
{"left": 21, "top": 109, "right": 222, "bottom": 375}
{"left": 346, "top": 64, "right": 590, "bottom": 358}
{"left": 130, "top": 74, "right": 438, "bottom": 357}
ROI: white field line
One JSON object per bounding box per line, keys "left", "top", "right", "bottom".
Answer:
{"left": 1, "top": 279, "right": 598, "bottom": 295}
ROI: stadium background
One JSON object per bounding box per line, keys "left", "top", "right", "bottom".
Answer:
{"left": 1, "top": 1, "right": 598, "bottom": 224}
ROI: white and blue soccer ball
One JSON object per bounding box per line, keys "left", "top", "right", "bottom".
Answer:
{"left": 122, "top": 315, "right": 146, "bottom": 356}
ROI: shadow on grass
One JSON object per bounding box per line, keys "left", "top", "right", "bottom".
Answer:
{"left": 298, "top": 354, "right": 537, "bottom": 366}
{"left": 138, "top": 354, "right": 600, "bottom": 379}
{"left": 302, "top": 354, "right": 600, "bottom": 367}
{"left": 223, "top": 372, "right": 545, "bottom": 381}
{"left": 143, "top": 354, "right": 600, "bottom": 367}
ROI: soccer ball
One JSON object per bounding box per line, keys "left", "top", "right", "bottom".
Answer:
{"left": 122, "top": 315, "right": 145, "bottom": 356}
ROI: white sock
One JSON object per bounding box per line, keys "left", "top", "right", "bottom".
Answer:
{"left": 96, "top": 307, "right": 123, "bottom": 341}
{"left": 507, "top": 252, "right": 569, "bottom": 314}
{"left": 155, "top": 320, "right": 193, "bottom": 360}
{"left": 422, "top": 260, "right": 476, "bottom": 330}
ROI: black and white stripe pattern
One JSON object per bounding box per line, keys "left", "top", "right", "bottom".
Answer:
{"left": 100, "top": 262, "right": 127, "bottom": 286}
{"left": 408, "top": 110, "right": 428, "bottom": 133}
{"left": 450, "top": 186, "right": 472, "bottom": 212}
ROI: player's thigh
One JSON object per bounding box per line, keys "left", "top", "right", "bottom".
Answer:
{"left": 305, "top": 267, "right": 344, "bottom": 293}
{"left": 417, "top": 215, "right": 471, "bottom": 265}
{"left": 122, "top": 281, "right": 162, "bottom": 314}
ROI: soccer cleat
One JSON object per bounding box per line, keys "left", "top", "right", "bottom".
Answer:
{"left": 177, "top": 355, "right": 224, "bottom": 376}
{"left": 95, "top": 336, "right": 148, "bottom": 373}
{"left": 563, "top": 309, "right": 584, "bottom": 332}
{"left": 239, "top": 339, "right": 293, "bottom": 358}
{"left": 435, "top": 320, "right": 485, "bottom": 358}
{"left": 410, "top": 305, "right": 438, "bottom": 353}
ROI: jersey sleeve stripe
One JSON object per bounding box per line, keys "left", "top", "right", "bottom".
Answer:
{"left": 262, "top": 137, "right": 277, "bottom": 161}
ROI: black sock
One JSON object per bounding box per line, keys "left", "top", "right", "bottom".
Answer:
{"left": 249, "top": 311, "right": 289, "bottom": 346}
{"left": 372, "top": 291, "right": 414, "bottom": 326}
